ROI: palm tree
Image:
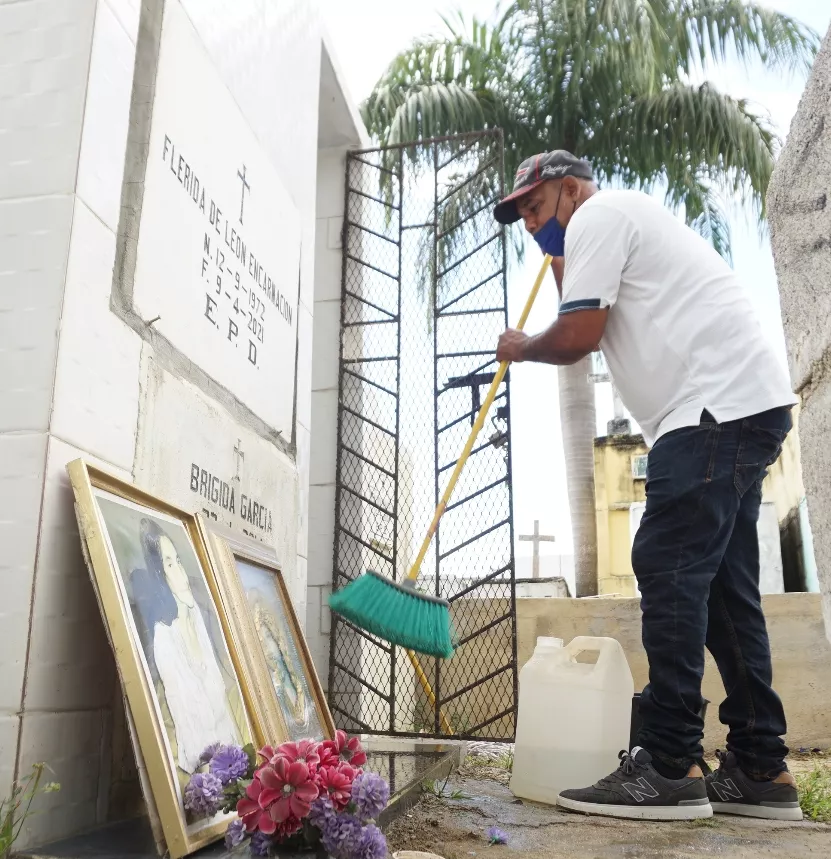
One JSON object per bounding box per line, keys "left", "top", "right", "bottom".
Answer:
{"left": 360, "top": 0, "right": 818, "bottom": 596}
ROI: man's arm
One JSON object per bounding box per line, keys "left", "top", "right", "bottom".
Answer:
{"left": 497, "top": 308, "right": 608, "bottom": 366}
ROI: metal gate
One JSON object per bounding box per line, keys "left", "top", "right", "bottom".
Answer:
{"left": 329, "top": 130, "right": 517, "bottom": 740}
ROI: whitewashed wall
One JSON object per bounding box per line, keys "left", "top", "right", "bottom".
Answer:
{"left": 0, "top": 0, "right": 364, "bottom": 848}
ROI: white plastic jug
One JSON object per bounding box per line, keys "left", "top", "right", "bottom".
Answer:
{"left": 510, "top": 635, "right": 634, "bottom": 805}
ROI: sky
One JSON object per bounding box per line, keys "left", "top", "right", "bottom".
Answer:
{"left": 320, "top": 0, "right": 831, "bottom": 591}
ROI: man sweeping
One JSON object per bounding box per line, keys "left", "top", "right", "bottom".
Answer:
{"left": 494, "top": 150, "right": 801, "bottom": 821}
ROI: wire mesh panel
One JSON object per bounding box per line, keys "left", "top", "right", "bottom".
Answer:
{"left": 329, "top": 130, "right": 516, "bottom": 741}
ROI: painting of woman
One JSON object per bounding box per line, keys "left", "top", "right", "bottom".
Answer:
{"left": 94, "top": 493, "right": 251, "bottom": 794}
{"left": 137, "top": 517, "right": 242, "bottom": 773}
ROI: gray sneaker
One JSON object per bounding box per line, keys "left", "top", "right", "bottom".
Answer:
{"left": 557, "top": 747, "right": 712, "bottom": 821}
{"left": 706, "top": 750, "right": 803, "bottom": 821}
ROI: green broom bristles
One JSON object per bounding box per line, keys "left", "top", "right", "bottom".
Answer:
{"left": 328, "top": 571, "right": 455, "bottom": 659}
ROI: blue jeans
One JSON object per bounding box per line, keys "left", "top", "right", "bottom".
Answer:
{"left": 633, "top": 406, "right": 793, "bottom": 779}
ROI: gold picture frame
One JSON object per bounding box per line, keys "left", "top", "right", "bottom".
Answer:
{"left": 198, "top": 519, "right": 336, "bottom": 744}
{"left": 67, "top": 460, "right": 264, "bottom": 858}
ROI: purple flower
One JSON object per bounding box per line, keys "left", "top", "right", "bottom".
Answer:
{"left": 183, "top": 772, "right": 223, "bottom": 817}
{"left": 210, "top": 744, "right": 250, "bottom": 785}
{"left": 225, "top": 818, "right": 246, "bottom": 849}
{"left": 320, "top": 812, "right": 363, "bottom": 859}
{"left": 199, "top": 742, "right": 222, "bottom": 765}
{"left": 355, "top": 824, "right": 387, "bottom": 859}
{"left": 487, "top": 826, "right": 508, "bottom": 845}
{"left": 351, "top": 772, "right": 390, "bottom": 822}
{"left": 249, "top": 831, "right": 272, "bottom": 856}
{"left": 309, "top": 796, "right": 336, "bottom": 829}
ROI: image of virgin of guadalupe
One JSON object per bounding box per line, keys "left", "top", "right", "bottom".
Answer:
{"left": 249, "top": 589, "right": 321, "bottom": 741}
{"left": 130, "top": 518, "right": 245, "bottom": 780}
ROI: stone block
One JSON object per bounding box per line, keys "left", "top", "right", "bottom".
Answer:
{"left": 23, "top": 437, "right": 124, "bottom": 713}
{"left": 296, "top": 424, "right": 311, "bottom": 558}
{"left": 296, "top": 302, "right": 314, "bottom": 432}
{"left": 0, "top": 0, "right": 96, "bottom": 200}
{"left": 0, "top": 195, "right": 74, "bottom": 431}
{"left": 51, "top": 200, "right": 142, "bottom": 471}
{"left": 311, "top": 299, "right": 341, "bottom": 392}
{"left": 315, "top": 148, "right": 347, "bottom": 220}
{"left": 76, "top": 0, "right": 136, "bottom": 232}
{"left": 0, "top": 714, "right": 19, "bottom": 809}
{"left": 0, "top": 433, "right": 47, "bottom": 712}
{"left": 314, "top": 223, "right": 343, "bottom": 302}
{"left": 310, "top": 389, "right": 338, "bottom": 485}
{"left": 294, "top": 555, "right": 308, "bottom": 634}
{"left": 15, "top": 709, "right": 109, "bottom": 849}
{"left": 133, "top": 357, "right": 298, "bottom": 579}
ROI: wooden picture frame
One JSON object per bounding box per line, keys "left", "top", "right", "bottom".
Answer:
{"left": 198, "top": 519, "right": 336, "bottom": 744}
{"left": 67, "top": 460, "right": 263, "bottom": 858}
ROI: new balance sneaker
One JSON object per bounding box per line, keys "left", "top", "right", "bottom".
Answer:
{"left": 557, "top": 748, "right": 712, "bottom": 821}
{"left": 706, "top": 750, "right": 803, "bottom": 821}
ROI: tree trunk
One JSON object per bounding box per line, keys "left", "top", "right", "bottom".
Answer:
{"left": 558, "top": 356, "right": 598, "bottom": 596}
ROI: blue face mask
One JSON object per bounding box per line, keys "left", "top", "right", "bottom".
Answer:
{"left": 533, "top": 215, "right": 567, "bottom": 257}
{"left": 532, "top": 184, "right": 574, "bottom": 257}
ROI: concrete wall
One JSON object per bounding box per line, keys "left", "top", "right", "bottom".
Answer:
{"left": 768, "top": 24, "right": 831, "bottom": 641}
{"left": 517, "top": 594, "right": 831, "bottom": 751}
{"left": 0, "top": 0, "right": 363, "bottom": 848}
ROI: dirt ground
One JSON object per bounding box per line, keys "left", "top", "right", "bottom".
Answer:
{"left": 386, "top": 754, "right": 831, "bottom": 859}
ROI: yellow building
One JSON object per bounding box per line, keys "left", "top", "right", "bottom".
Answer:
{"left": 593, "top": 406, "right": 811, "bottom": 596}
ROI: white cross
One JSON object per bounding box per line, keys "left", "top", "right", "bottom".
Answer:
{"left": 237, "top": 165, "right": 250, "bottom": 224}
{"left": 519, "top": 520, "right": 556, "bottom": 579}
{"left": 233, "top": 439, "right": 245, "bottom": 482}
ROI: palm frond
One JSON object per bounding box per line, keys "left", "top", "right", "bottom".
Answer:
{"left": 677, "top": 0, "right": 820, "bottom": 75}
{"left": 664, "top": 172, "right": 733, "bottom": 263}
{"left": 361, "top": 0, "right": 818, "bottom": 265}
{"left": 590, "top": 81, "right": 778, "bottom": 222}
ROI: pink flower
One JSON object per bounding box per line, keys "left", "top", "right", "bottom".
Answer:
{"left": 317, "top": 742, "right": 339, "bottom": 769}
{"left": 275, "top": 739, "right": 321, "bottom": 771}
{"left": 237, "top": 775, "right": 277, "bottom": 834}
{"left": 259, "top": 758, "right": 319, "bottom": 822}
{"left": 317, "top": 763, "right": 358, "bottom": 811}
{"left": 258, "top": 744, "right": 278, "bottom": 763}
{"left": 321, "top": 730, "right": 367, "bottom": 768}
{"left": 269, "top": 813, "right": 303, "bottom": 839}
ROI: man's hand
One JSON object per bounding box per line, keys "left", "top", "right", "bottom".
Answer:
{"left": 497, "top": 328, "right": 529, "bottom": 363}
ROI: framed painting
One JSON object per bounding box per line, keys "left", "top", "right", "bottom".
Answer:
{"left": 67, "top": 460, "right": 262, "bottom": 858}
{"left": 199, "top": 520, "right": 336, "bottom": 745}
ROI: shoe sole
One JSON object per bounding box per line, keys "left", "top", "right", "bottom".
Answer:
{"left": 557, "top": 795, "right": 712, "bottom": 821}
{"left": 710, "top": 801, "right": 803, "bottom": 821}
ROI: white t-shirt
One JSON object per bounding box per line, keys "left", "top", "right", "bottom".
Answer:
{"left": 560, "top": 190, "right": 797, "bottom": 446}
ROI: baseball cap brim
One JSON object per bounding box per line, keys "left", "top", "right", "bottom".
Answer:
{"left": 493, "top": 179, "right": 546, "bottom": 225}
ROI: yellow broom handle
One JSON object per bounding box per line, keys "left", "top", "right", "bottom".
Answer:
{"left": 405, "top": 253, "right": 553, "bottom": 582}
{"left": 407, "top": 650, "right": 455, "bottom": 734}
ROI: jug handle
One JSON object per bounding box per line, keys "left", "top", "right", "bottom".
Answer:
{"left": 564, "top": 636, "right": 619, "bottom": 672}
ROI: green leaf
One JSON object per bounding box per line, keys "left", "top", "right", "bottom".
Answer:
{"left": 243, "top": 743, "right": 257, "bottom": 774}
{"left": 362, "top": 0, "right": 820, "bottom": 262}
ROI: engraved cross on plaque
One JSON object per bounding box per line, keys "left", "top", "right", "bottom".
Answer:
{"left": 237, "top": 165, "right": 250, "bottom": 225}
{"left": 233, "top": 439, "right": 245, "bottom": 483}
{"left": 519, "top": 520, "right": 556, "bottom": 579}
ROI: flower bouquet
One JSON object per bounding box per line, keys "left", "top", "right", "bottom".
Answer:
{"left": 184, "top": 732, "right": 389, "bottom": 858}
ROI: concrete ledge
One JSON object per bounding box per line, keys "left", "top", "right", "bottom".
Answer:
{"left": 517, "top": 593, "right": 831, "bottom": 750}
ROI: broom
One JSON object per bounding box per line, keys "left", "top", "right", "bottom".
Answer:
{"left": 329, "top": 254, "right": 554, "bottom": 658}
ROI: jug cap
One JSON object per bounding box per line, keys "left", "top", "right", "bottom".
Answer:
{"left": 536, "top": 636, "right": 563, "bottom": 649}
